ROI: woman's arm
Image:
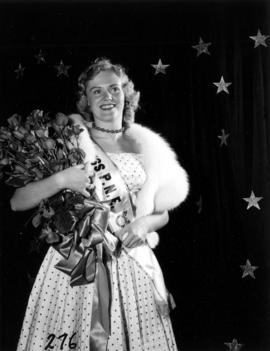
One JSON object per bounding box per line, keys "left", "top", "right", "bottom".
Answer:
{"left": 10, "top": 164, "right": 91, "bottom": 211}
{"left": 117, "top": 211, "right": 169, "bottom": 248}
{"left": 140, "top": 210, "right": 169, "bottom": 233}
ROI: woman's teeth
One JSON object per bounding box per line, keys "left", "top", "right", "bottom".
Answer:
{"left": 100, "top": 104, "right": 115, "bottom": 110}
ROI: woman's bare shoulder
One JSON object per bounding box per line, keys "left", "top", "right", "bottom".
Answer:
{"left": 121, "top": 134, "right": 140, "bottom": 153}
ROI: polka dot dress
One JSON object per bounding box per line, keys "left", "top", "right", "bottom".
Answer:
{"left": 17, "top": 153, "right": 178, "bottom": 351}
{"left": 17, "top": 247, "right": 94, "bottom": 351}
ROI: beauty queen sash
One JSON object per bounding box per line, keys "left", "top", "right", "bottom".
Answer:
{"left": 90, "top": 144, "right": 170, "bottom": 317}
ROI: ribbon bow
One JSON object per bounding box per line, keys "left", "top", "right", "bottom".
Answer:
{"left": 53, "top": 198, "right": 110, "bottom": 286}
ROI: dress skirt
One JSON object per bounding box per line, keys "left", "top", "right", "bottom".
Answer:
{"left": 17, "top": 246, "right": 178, "bottom": 351}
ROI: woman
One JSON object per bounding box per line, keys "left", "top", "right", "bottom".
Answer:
{"left": 12, "top": 58, "right": 189, "bottom": 351}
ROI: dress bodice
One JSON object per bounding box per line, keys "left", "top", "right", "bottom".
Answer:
{"left": 107, "top": 153, "right": 146, "bottom": 192}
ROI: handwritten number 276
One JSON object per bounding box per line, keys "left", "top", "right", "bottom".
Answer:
{"left": 45, "top": 332, "right": 77, "bottom": 350}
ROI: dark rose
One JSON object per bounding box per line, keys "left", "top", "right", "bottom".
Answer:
{"left": 68, "top": 149, "right": 85, "bottom": 164}
{"left": 35, "top": 129, "right": 47, "bottom": 138}
{"left": 52, "top": 164, "right": 62, "bottom": 172}
{"left": 62, "top": 126, "right": 73, "bottom": 138}
{"left": 13, "top": 130, "right": 25, "bottom": 140}
{"left": 18, "top": 126, "right": 28, "bottom": 135}
{"left": 9, "top": 142, "right": 22, "bottom": 152}
{"left": 55, "top": 113, "right": 69, "bottom": 127}
{"left": 42, "top": 138, "right": 56, "bottom": 150}
{"left": 68, "top": 152, "right": 80, "bottom": 164}
{"left": 0, "top": 127, "right": 12, "bottom": 141}
{"left": 7, "top": 114, "right": 22, "bottom": 128}
{"left": 25, "top": 110, "right": 45, "bottom": 130}
{"left": 31, "top": 110, "right": 43, "bottom": 121}
{"left": 72, "top": 124, "right": 83, "bottom": 136}
{"left": 32, "top": 167, "right": 44, "bottom": 180}
{"left": 25, "top": 133, "right": 37, "bottom": 144}
{"left": 12, "top": 126, "right": 28, "bottom": 141}
{"left": 32, "top": 109, "right": 44, "bottom": 119}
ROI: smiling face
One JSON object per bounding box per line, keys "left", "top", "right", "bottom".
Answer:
{"left": 86, "top": 70, "right": 125, "bottom": 126}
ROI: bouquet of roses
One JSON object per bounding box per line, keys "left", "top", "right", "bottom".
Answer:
{"left": 0, "top": 109, "right": 110, "bottom": 286}
{"left": 0, "top": 109, "right": 85, "bottom": 187}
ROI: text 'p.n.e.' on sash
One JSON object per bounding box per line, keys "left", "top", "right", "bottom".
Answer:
{"left": 91, "top": 145, "right": 170, "bottom": 316}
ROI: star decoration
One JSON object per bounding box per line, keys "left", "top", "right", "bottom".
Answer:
{"left": 240, "top": 259, "right": 258, "bottom": 279}
{"left": 14, "top": 63, "right": 25, "bottom": 79}
{"left": 54, "top": 60, "right": 71, "bottom": 77}
{"left": 213, "top": 76, "right": 232, "bottom": 94}
{"left": 217, "top": 129, "right": 230, "bottom": 146}
{"left": 196, "top": 195, "right": 202, "bottom": 214}
{"left": 35, "top": 50, "right": 46, "bottom": 64}
{"left": 224, "top": 338, "right": 244, "bottom": 351}
{"left": 242, "top": 190, "right": 263, "bottom": 210}
{"left": 151, "top": 59, "right": 170, "bottom": 75}
{"left": 192, "top": 37, "right": 212, "bottom": 56}
{"left": 249, "top": 29, "right": 269, "bottom": 48}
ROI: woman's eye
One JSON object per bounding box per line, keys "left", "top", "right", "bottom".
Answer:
{"left": 111, "top": 86, "right": 120, "bottom": 93}
{"left": 93, "top": 89, "right": 101, "bottom": 95}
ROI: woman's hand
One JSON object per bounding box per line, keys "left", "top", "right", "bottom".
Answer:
{"left": 115, "top": 211, "right": 169, "bottom": 249}
{"left": 58, "top": 164, "right": 93, "bottom": 197}
{"left": 117, "top": 217, "right": 148, "bottom": 248}
{"left": 10, "top": 164, "right": 94, "bottom": 211}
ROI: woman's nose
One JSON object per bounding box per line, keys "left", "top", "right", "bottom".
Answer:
{"left": 103, "top": 89, "right": 113, "bottom": 100}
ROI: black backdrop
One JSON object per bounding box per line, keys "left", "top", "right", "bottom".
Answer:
{"left": 0, "top": 1, "right": 269, "bottom": 350}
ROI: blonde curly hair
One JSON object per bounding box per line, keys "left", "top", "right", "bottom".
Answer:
{"left": 76, "top": 58, "right": 140, "bottom": 129}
